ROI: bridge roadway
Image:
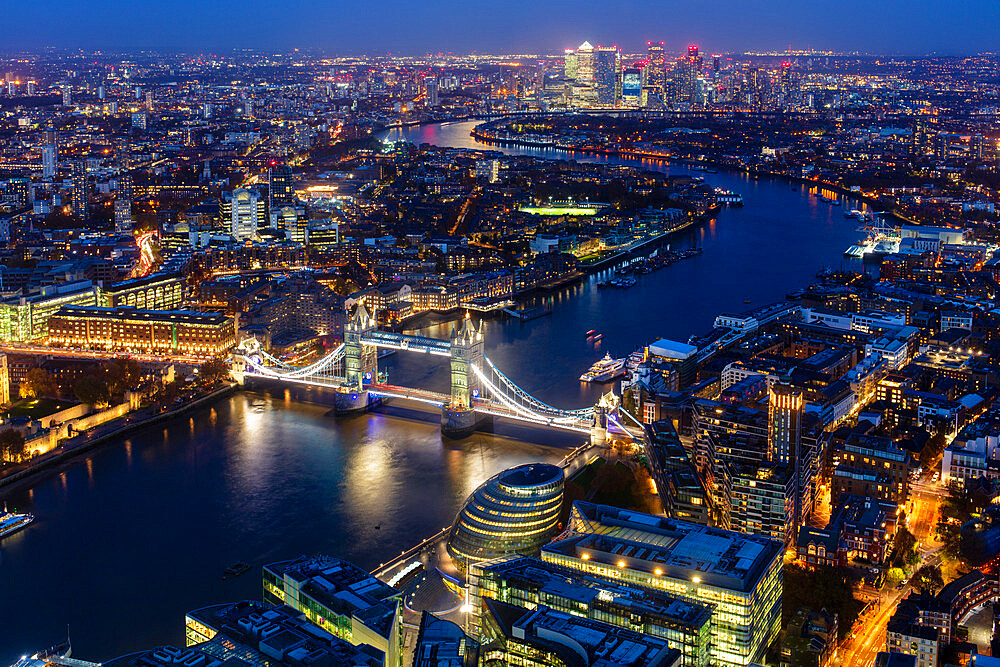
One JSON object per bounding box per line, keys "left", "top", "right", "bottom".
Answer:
{"left": 368, "top": 383, "right": 448, "bottom": 406}
{"left": 367, "top": 383, "right": 596, "bottom": 434}
{"left": 235, "top": 329, "right": 613, "bottom": 436}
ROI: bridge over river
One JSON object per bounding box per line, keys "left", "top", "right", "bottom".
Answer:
{"left": 233, "top": 304, "right": 639, "bottom": 442}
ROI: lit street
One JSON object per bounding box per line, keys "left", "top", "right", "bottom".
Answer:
{"left": 838, "top": 475, "right": 947, "bottom": 667}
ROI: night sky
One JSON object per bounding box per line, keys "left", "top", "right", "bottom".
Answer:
{"left": 5, "top": 0, "right": 999, "bottom": 54}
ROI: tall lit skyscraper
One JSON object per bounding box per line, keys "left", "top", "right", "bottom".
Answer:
{"left": 268, "top": 164, "right": 295, "bottom": 210}
{"left": 621, "top": 67, "right": 642, "bottom": 108}
{"left": 911, "top": 119, "right": 927, "bottom": 156}
{"left": 593, "top": 45, "right": 620, "bottom": 106}
{"left": 935, "top": 132, "right": 950, "bottom": 161}
{"left": 768, "top": 382, "right": 806, "bottom": 532}
{"left": 971, "top": 133, "right": 985, "bottom": 161}
{"left": 424, "top": 76, "right": 439, "bottom": 107}
{"left": 563, "top": 49, "right": 578, "bottom": 80}
{"left": 71, "top": 161, "right": 88, "bottom": 219}
{"left": 768, "top": 382, "right": 802, "bottom": 465}
{"left": 114, "top": 198, "right": 133, "bottom": 234}
{"left": 61, "top": 86, "right": 72, "bottom": 106}
{"left": 575, "top": 41, "right": 595, "bottom": 87}
{"left": 117, "top": 172, "right": 134, "bottom": 201}
{"left": 221, "top": 188, "right": 265, "bottom": 240}
{"left": 748, "top": 67, "right": 764, "bottom": 109}
{"left": 570, "top": 41, "right": 597, "bottom": 107}
{"left": 646, "top": 41, "right": 666, "bottom": 91}
{"left": 675, "top": 45, "right": 703, "bottom": 106}
{"left": 41, "top": 145, "right": 56, "bottom": 179}
{"left": 779, "top": 62, "right": 800, "bottom": 110}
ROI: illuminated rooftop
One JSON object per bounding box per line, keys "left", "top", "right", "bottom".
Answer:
{"left": 544, "top": 502, "right": 782, "bottom": 593}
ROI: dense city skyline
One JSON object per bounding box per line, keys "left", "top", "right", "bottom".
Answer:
{"left": 4, "top": 0, "right": 1000, "bottom": 54}
{"left": 3, "top": 17, "right": 1000, "bottom": 667}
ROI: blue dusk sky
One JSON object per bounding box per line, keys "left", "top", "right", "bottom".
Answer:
{"left": 5, "top": 0, "right": 999, "bottom": 54}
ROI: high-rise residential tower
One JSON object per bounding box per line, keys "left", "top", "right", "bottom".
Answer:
{"left": 221, "top": 188, "right": 266, "bottom": 240}
{"left": 41, "top": 145, "right": 56, "bottom": 179}
{"left": 268, "top": 164, "right": 295, "bottom": 211}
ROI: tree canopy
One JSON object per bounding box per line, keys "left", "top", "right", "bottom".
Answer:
{"left": 0, "top": 428, "right": 26, "bottom": 463}
{"left": 199, "top": 356, "right": 229, "bottom": 384}
{"left": 21, "top": 368, "right": 57, "bottom": 399}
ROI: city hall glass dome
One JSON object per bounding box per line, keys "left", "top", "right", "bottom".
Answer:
{"left": 447, "top": 463, "right": 564, "bottom": 574}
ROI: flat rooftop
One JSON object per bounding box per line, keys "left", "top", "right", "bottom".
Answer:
{"left": 104, "top": 271, "right": 183, "bottom": 292}
{"left": 183, "top": 601, "right": 383, "bottom": 667}
{"left": 265, "top": 555, "right": 400, "bottom": 639}
{"left": 53, "top": 305, "right": 231, "bottom": 326}
{"left": 485, "top": 598, "right": 679, "bottom": 667}
{"left": 544, "top": 502, "right": 783, "bottom": 594}
{"left": 477, "top": 555, "right": 712, "bottom": 628}
{"left": 648, "top": 339, "right": 697, "bottom": 361}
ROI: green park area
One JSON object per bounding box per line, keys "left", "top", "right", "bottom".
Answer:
{"left": 2, "top": 397, "right": 78, "bottom": 421}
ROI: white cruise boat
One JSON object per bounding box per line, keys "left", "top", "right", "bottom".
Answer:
{"left": 580, "top": 353, "right": 626, "bottom": 383}
{"left": 0, "top": 503, "right": 34, "bottom": 540}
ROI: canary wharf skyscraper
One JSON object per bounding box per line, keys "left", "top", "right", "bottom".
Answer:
{"left": 647, "top": 41, "right": 666, "bottom": 90}
{"left": 594, "top": 45, "right": 620, "bottom": 106}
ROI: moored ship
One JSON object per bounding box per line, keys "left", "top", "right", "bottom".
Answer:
{"left": 579, "top": 353, "right": 626, "bottom": 382}
{"left": 0, "top": 503, "right": 34, "bottom": 540}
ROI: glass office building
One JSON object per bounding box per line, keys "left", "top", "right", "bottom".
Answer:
{"left": 263, "top": 555, "right": 402, "bottom": 667}
{"left": 479, "top": 598, "right": 682, "bottom": 667}
{"left": 470, "top": 555, "right": 712, "bottom": 667}
{"left": 541, "top": 502, "right": 782, "bottom": 667}
{"left": 447, "top": 463, "right": 563, "bottom": 574}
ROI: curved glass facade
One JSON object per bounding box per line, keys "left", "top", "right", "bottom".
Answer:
{"left": 447, "top": 463, "right": 564, "bottom": 574}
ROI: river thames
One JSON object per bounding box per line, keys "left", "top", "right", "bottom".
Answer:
{"left": 1, "top": 120, "right": 866, "bottom": 661}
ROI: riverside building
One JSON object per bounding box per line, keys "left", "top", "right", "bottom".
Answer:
{"left": 469, "top": 555, "right": 712, "bottom": 667}
{"left": 48, "top": 306, "right": 236, "bottom": 356}
{"left": 182, "top": 600, "right": 384, "bottom": 666}
{"left": 541, "top": 502, "right": 782, "bottom": 667}
{"left": 447, "top": 463, "right": 564, "bottom": 575}
{"left": 263, "top": 555, "right": 402, "bottom": 667}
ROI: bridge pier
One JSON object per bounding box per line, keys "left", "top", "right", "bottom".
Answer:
{"left": 441, "top": 407, "right": 490, "bottom": 439}
{"left": 333, "top": 389, "right": 380, "bottom": 416}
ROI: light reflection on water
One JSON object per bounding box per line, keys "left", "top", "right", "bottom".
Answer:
{"left": 0, "top": 392, "right": 567, "bottom": 662}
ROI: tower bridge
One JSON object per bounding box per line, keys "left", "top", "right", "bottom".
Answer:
{"left": 231, "top": 305, "right": 624, "bottom": 443}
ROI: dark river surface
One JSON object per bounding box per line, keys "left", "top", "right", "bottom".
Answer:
{"left": 0, "top": 120, "right": 867, "bottom": 662}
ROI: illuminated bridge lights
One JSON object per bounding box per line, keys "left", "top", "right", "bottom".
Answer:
{"left": 235, "top": 331, "right": 606, "bottom": 434}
